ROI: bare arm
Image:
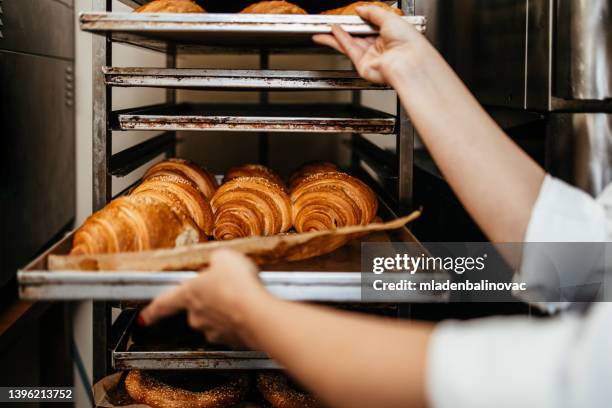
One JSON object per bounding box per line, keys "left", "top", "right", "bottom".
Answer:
{"left": 140, "top": 250, "right": 434, "bottom": 408}
{"left": 244, "top": 297, "right": 433, "bottom": 408}
{"left": 314, "top": 7, "right": 545, "bottom": 243}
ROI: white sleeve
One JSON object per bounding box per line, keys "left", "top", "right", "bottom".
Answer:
{"left": 426, "top": 304, "right": 612, "bottom": 408}
{"left": 515, "top": 176, "right": 610, "bottom": 310}
{"left": 523, "top": 175, "right": 607, "bottom": 243}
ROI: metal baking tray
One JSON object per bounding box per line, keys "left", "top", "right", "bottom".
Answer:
{"left": 80, "top": 13, "right": 426, "bottom": 53}
{"left": 18, "top": 200, "right": 448, "bottom": 302}
{"left": 104, "top": 67, "right": 389, "bottom": 90}
{"left": 112, "top": 312, "right": 280, "bottom": 370}
{"left": 111, "top": 304, "right": 401, "bottom": 370}
{"left": 112, "top": 103, "right": 397, "bottom": 133}
{"left": 18, "top": 229, "right": 446, "bottom": 302}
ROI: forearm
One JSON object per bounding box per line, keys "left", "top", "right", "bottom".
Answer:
{"left": 386, "top": 44, "right": 545, "bottom": 242}
{"left": 241, "top": 295, "right": 433, "bottom": 408}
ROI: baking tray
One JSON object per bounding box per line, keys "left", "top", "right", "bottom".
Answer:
{"left": 18, "top": 229, "right": 446, "bottom": 302}
{"left": 80, "top": 13, "right": 426, "bottom": 53}
{"left": 104, "top": 67, "right": 389, "bottom": 90}
{"left": 112, "top": 103, "right": 397, "bottom": 133}
{"left": 18, "top": 200, "right": 448, "bottom": 302}
{"left": 112, "top": 312, "right": 279, "bottom": 370}
{"left": 111, "top": 304, "right": 401, "bottom": 370}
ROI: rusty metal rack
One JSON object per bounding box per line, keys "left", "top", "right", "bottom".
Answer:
{"left": 112, "top": 103, "right": 397, "bottom": 133}
{"left": 109, "top": 304, "right": 407, "bottom": 371}
{"left": 103, "top": 68, "right": 390, "bottom": 90}
{"left": 80, "top": 12, "right": 425, "bottom": 53}
{"left": 65, "top": 0, "right": 425, "bottom": 382}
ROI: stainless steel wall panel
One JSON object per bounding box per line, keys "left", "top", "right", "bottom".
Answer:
{"left": 417, "top": 0, "right": 553, "bottom": 110}
{"left": 0, "top": 0, "right": 74, "bottom": 60}
{"left": 547, "top": 113, "right": 612, "bottom": 195}
{"left": 556, "top": 0, "right": 612, "bottom": 101}
{"left": 1, "top": 51, "right": 75, "bottom": 288}
{"left": 526, "top": 0, "right": 553, "bottom": 110}
{"left": 418, "top": 0, "right": 527, "bottom": 108}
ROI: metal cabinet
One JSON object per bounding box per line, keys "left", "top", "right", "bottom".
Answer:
{"left": 0, "top": 0, "right": 74, "bottom": 60}
{"left": 0, "top": 0, "right": 74, "bottom": 288}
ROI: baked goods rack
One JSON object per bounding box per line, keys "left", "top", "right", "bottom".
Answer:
{"left": 17, "top": 0, "right": 437, "bottom": 385}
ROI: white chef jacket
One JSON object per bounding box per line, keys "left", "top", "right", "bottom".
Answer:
{"left": 426, "top": 175, "right": 612, "bottom": 408}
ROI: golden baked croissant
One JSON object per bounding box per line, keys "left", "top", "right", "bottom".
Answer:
{"left": 135, "top": 0, "right": 206, "bottom": 13}
{"left": 131, "top": 174, "right": 214, "bottom": 236}
{"left": 322, "top": 1, "right": 403, "bottom": 16}
{"left": 291, "top": 172, "right": 378, "bottom": 232}
{"left": 240, "top": 1, "right": 307, "bottom": 14}
{"left": 211, "top": 177, "right": 293, "bottom": 240}
{"left": 70, "top": 196, "right": 200, "bottom": 256}
{"left": 288, "top": 161, "right": 339, "bottom": 192}
{"left": 224, "top": 164, "right": 285, "bottom": 189}
{"left": 143, "top": 158, "right": 218, "bottom": 200}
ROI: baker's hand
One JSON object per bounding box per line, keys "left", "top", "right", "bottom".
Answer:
{"left": 313, "top": 5, "right": 425, "bottom": 85}
{"left": 139, "top": 250, "right": 271, "bottom": 348}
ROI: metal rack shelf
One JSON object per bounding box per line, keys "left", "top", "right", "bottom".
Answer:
{"left": 18, "top": 215, "right": 447, "bottom": 302}
{"left": 104, "top": 67, "right": 389, "bottom": 90}
{"left": 81, "top": 13, "right": 425, "bottom": 53}
{"left": 109, "top": 302, "right": 410, "bottom": 371}
{"left": 112, "top": 103, "right": 397, "bottom": 133}
{"left": 75, "top": 0, "right": 422, "bottom": 383}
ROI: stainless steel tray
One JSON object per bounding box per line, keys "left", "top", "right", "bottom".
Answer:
{"left": 18, "top": 231, "right": 446, "bottom": 302}
{"left": 111, "top": 305, "right": 400, "bottom": 370}
{"left": 112, "top": 103, "right": 397, "bottom": 133}
{"left": 80, "top": 13, "right": 426, "bottom": 53}
{"left": 104, "top": 67, "right": 389, "bottom": 90}
{"left": 18, "top": 198, "right": 447, "bottom": 302}
{"left": 112, "top": 312, "right": 280, "bottom": 370}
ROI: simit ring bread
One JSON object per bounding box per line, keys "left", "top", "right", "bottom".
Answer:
{"left": 125, "top": 370, "right": 249, "bottom": 408}
{"left": 257, "top": 372, "right": 322, "bottom": 408}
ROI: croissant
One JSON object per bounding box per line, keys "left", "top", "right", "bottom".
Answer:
{"left": 143, "top": 158, "right": 218, "bottom": 200}
{"left": 211, "top": 177, "right": 293, "bottom": 240}
{"left": 135, "top": 0, "right": 206, "bottom": 13}
{"left": 224, "top": 164, "right": 285, "bottom": 189}
{"left": 240, "top": 1, "right": 307, "bottom": 14}
{"left": 291, "top": 172, "right": 378, "bottom": 232}
{"left": 322, "top": 1, "right": 403, "bottom": 16}
{"left": 70, "top": 196, "right": 200, "bottom": 256}
{"left": 288, "top": 161, "right": 339, "bottom": 192}
{"left": 131, "top": 174, "right": 214, "bottom": 236}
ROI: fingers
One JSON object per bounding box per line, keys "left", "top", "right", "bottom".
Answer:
{"left": 355, "top": 5, "right": 401, "bottom": 27}
{"left": 140, "top": 284, "right": 188, "bottom": 326}
{"left": 312, "top": 34, "right": 345, "bottom": 54}
{"left": 330, "top": 25, "right": 366, "bottom": 64}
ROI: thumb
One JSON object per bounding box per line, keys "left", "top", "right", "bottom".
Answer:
{"left": 355, "top": 5, "right": 402, "bottom": 27}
